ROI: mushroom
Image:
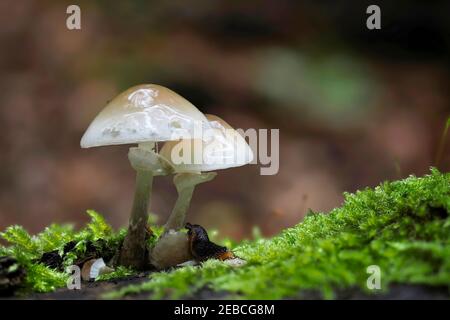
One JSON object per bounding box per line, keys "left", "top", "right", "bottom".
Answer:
{"left": 160, "top": 114, "right": 254, "bottom": 231}
{"left": 80, "top": 84, "right": 210, "bottom": 269}
{"left": 149, "top": 115, "right": 253, "bottom": 269}
{"left": 81, "top": 258, "right": 114, "bottom": 281}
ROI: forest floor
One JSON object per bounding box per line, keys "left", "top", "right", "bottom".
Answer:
{"left": 17, "top": 280, "right": 449, "bottom": 300}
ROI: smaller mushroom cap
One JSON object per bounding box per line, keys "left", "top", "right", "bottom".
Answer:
{"left": 150, "top": 230, "right": 192, "bottom": 270}
{"left": 81, "top": 258, "right": 113, "bottom": 281}
{"left": 160, "top": 114, "right": 254, "bottom": 172}
{"left": 80, "top": 84, "right": 209, "bottom": 148}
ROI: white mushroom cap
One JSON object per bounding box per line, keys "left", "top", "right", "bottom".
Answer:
{"left": 160, "top": 114, "right": 254, "bottom": 172}
{"left": 80, "top": 84, "right": 209, "bottom": 148}
{"left": 81, "top": 258, "right": 113, "bottom": 281}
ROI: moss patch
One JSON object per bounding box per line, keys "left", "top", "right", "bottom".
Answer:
{"left": 0, "top": 210, "right": 128, "bottom": 293}
{"left": 105, "top": 168, "right": 450, "bottom": 299}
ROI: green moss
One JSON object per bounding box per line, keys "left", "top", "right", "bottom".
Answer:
{"left": 0, "top": 224, "right": 71, "bottom": 292}
{"left": 105, "top": 168, "right": 450, "bottom": 299}
{"left": 0, "top": 210, "right": 125, "bottom": 293}
{"left": 96, "top": 266, "right": 136, "bottom": 282}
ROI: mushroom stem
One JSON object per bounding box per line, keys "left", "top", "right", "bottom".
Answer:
{"left": 164, "top": 183, "right": 194, "bottom": 231}
{"left": 118, "top": 144, "right": 172, "bottom": 270}
{"left": 164, "top": 172, "right": 216, "bottom": 230}
{"left": 119, "top": 169, "right": 153, "bottom": 269}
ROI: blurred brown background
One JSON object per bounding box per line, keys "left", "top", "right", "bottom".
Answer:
{"left": 0, "top": 0, "right": 449, "bottom": 240}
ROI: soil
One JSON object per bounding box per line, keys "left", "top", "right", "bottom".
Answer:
{"left": 5, "top": 279, "right": 448, "bottom": 300}
{"left": 298, "top": 284, "right": 449, "bottom": 300}
{"left": 22, "top": 273, "right": 153, "bottom": 300}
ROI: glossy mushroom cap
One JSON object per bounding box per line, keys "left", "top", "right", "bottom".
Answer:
{"left": 160, "top": 114, "right": 254, "bottom": 172}
{"left": 80, "top": 84, "right": 209, "bottom": 148}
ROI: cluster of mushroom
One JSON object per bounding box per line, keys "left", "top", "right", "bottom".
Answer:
{"left": 80, "top": 84, "right": 253, "bottom": 270}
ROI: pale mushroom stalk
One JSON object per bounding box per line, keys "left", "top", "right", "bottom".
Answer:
{"left": 164, "top": 172, "right": 216, "bottom": 230}
{"left": 124, "top": 169, "right": 153, "bottom": 258}
{"left": 119, "top": 146, "right": 155, "bottom": 268}
{"left": 119, "top": 142, "right": 172, "bottom": 268}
